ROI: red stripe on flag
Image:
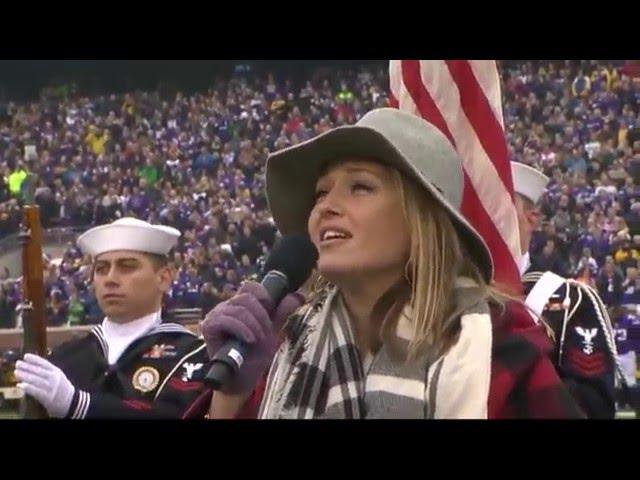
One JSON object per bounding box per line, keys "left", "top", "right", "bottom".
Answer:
{"left": 400, "top": 60, "right": 456, "bottom": 146}
{"left": 462, "top": 173, "right": 520, "bottom": 288}
{"left": 445, "top": 61, "right": 515, "bottom": 200}
{"left": 388, "top": 92, "right": 399, "bottom": 109}
{"left": 396, "top": 60, "right": 520, "bottom": 288}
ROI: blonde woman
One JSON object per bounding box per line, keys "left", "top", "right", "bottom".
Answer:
{"left": 203, "top": 108, "right": 584, "bottom": 419}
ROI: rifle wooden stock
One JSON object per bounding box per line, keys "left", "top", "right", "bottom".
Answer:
{"left": 19, "top": 204, "right": 48, "bottom": 419}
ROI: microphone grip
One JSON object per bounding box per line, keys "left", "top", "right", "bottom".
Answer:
{"left": 204, "top": 338, "right": 246, "bottom": 391}
{"left": 203, "top": 271, "right": 289, "bottom": 390}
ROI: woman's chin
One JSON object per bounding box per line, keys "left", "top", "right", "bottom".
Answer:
{"left": 317, "top": 261, "right": 374, "bottom": 286}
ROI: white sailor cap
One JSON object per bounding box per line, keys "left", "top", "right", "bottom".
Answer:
{"left": 511, "top": 161, "right": 550, "bottom": 205}
{"left": 77, "top": 217, "right": 181, "bottom": 258}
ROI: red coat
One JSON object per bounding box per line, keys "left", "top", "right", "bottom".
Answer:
{"left": 489, "top": 301, "right": 584, "bottom": 418}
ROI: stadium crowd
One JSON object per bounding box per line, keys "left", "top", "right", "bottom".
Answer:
{"left": 0, "top": 64, "right": 391, "bottom": 328}
{"left": 0, "top": 60, "right": 638, "bottom": 347}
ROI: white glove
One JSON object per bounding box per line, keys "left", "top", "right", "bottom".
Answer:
{"left": 15, "top": 354, "right": 76, "bottom": 418}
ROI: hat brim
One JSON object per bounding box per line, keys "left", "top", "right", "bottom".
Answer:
{"left": 266, "top": 125, "right": 494, "bottom": 282}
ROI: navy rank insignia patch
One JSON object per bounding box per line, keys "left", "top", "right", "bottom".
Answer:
{"left": 181, "top": 362, "right": 204, "bottom": 382}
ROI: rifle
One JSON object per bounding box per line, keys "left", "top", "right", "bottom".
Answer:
{"left": 18, "top": 173, "right": 48, "bottom": 419}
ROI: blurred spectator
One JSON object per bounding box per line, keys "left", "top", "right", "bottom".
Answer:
{"left": 596, "top": 257, "right": 625, "bottom": 308}
{"left": 235, "top": 224, "right": 261, "bottom": 263}
{"left": 622, "top": 267, "right": 640, "bottom": 305}
{"left": 199, "top": 282, "right": 220, "bottom": 313}
{"left": 613, "top": 233, "right": 639, "bottom": 270}
{"left": 66, "top": 284, "right": 86, "bottom": 326}
{"left": 46, "top": 289, "right": 69, "bottom": 327}
{"left": 614, "top": 312, "right": 639, "bottom": 390}
{"left": 85, "top": 126, "right": 109, "bottom": 156}
{"left": 237, "top": 253, "right": 258, "bottom": 280}
{"left": 0, "top": 282, "right": 17, "bottom": 328}
{"left": 8, "top": 161, "right": 28, "bottom": 199}
{"left": 532, "top": 239, "right": 566, "bottom": 277}
{"left": 626, "top": 202, "right": 640, "bottom": 237}
{"left": 139, "top": 156, "right": 160, "bottom": 186}
{"left": 573, "top": 247, "right": 599, "bottom": 288}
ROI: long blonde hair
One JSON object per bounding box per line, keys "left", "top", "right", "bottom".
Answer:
{"left": 396, "top": 171, "right": 514, "bottom": 358}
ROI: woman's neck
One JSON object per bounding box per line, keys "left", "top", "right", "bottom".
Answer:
{"left": 337, "top": 270, "right": 404, "bottom": 354}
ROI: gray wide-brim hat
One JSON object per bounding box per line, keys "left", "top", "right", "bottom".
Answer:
{"left": 265, "top": 108, "right": 494, "bottom": 282}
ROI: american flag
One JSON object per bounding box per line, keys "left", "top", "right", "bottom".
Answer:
{"left": 389, "top": 60, "right": 521, "bottom": 291}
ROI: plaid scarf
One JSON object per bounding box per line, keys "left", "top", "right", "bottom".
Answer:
{"left": 254, "top": 280, "right": 585, "bottom": 419}
{"left": 259, "top": 280, "right": 497, "bottom": 419}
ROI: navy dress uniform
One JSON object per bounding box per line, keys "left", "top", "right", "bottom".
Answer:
{"left": 49, "top": 313, "right": 209, "bottom": 419}
{"left": 513, "top": 162, "right": 621, "bottom": 418}
{"left": 15, "top": 218, "right": 210, "bottom": 419}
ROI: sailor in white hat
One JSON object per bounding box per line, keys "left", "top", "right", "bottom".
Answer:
{"left": 15, "top": 218, "right": 210, "bottom": 419}
{"left": 511, "top": 161, "right": 550, "bottom": 276}
{"left": 512, "top": 162, "right": 622, "bottom": 418}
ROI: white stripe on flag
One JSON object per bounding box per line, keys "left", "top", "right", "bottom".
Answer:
{"left": 417, "top": 60, "right": 520, "bottom": 261}
{"left": 390, "top": 59, "right": 420, "bottom": 117}
{"left": 468, "top": 60, "right": 505, "bottom": 129}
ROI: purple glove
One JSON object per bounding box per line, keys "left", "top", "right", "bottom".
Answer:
{"left": 201, "top": 281, "right": 305, "bottom": 394}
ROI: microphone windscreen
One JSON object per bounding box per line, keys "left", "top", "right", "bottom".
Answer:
{"left": 262, "top": 234, "right": 319, "bottom": 291}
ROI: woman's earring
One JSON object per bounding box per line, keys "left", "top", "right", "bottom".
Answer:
{"left": 404, "top": 261, "right": 413, "bottom": 285}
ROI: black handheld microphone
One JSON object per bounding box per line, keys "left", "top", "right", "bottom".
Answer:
{"left": 204, "top": 233, "right": 318, "bottom": 390}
